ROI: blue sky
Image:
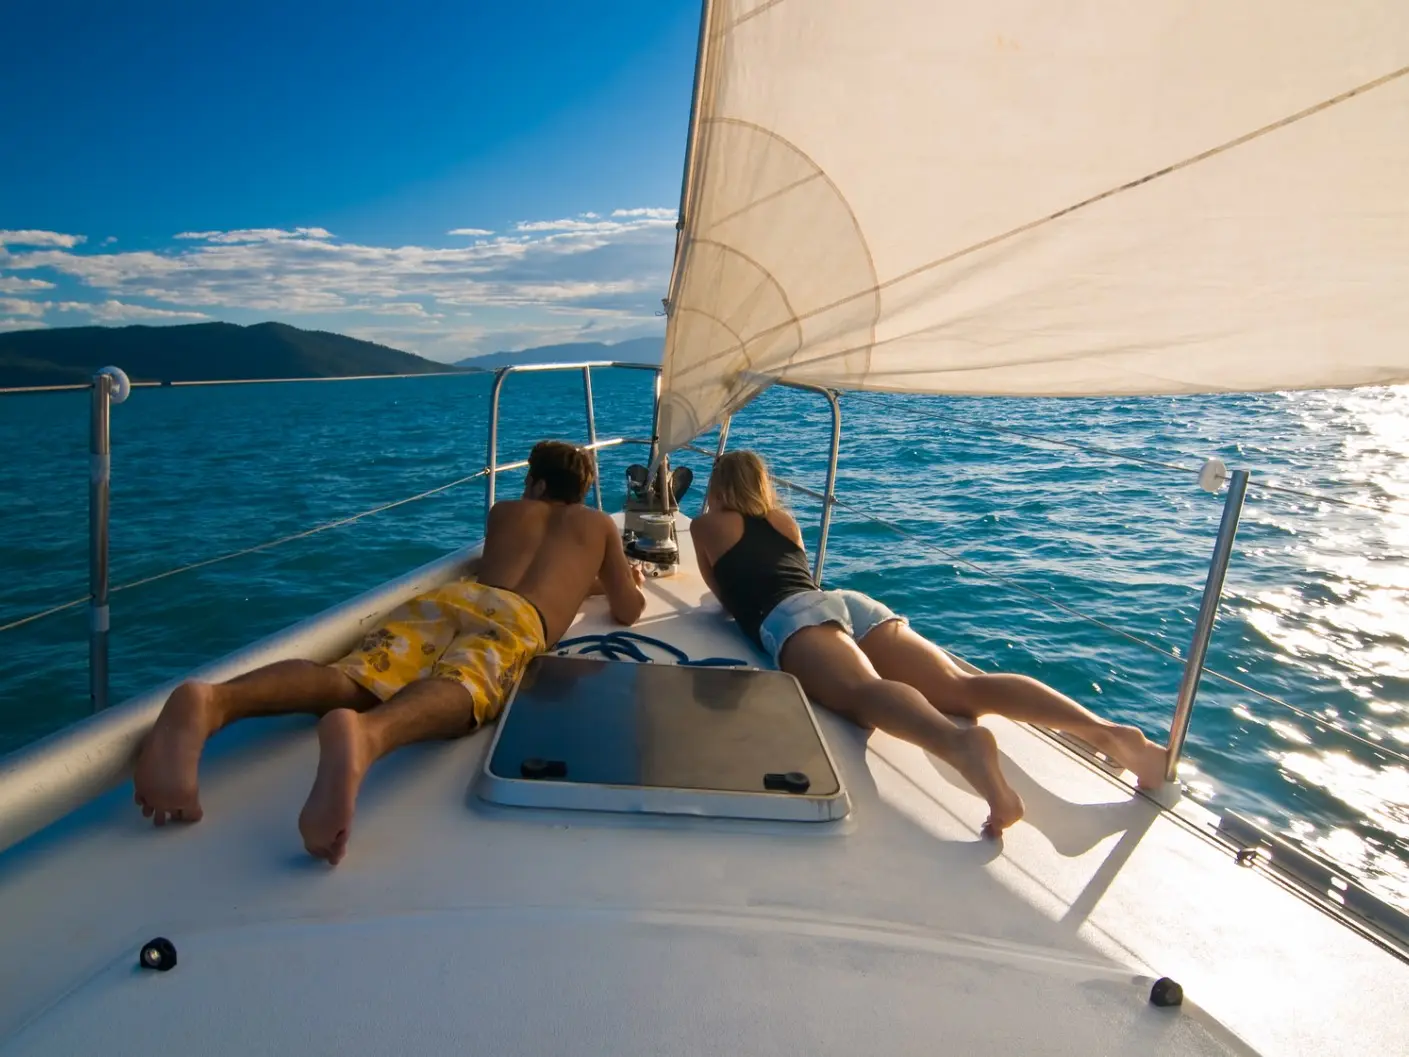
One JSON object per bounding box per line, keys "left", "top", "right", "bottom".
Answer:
{"left": 0, "top": 0, "right": 699, "bottom": 359}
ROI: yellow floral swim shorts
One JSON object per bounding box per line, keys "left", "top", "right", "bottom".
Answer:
{"left": 332, "top": 581, "right": 547, "bottom": 729}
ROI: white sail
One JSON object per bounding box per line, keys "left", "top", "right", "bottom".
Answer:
{"left": 656, "top": 0, "right": 1409, "bottom": 451}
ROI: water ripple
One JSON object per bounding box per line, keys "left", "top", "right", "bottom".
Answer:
{"left": 1, "top": 374, "right": 1406, "bottom": 909}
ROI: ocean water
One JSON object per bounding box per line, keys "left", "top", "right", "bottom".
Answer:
{"left": 1, "top": 371, "right": 1406, "bottom": 909}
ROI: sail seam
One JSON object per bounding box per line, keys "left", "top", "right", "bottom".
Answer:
{"left": 691, "top": 117, "right": 882, "bottom": 377}
{"left": 700, "top": 171, "right": 826, "bottom": 235}
{"left": 671, "top": 305, "right": 755, "bottom": 377}
{"left": 717, "top": 63, "right": 1409, "bottom": 358}
{"left": 726, "top": 0, "right": 789, "bottom": 32}
{"left": 673, "top": 237, "right": 806, "bottom": 380}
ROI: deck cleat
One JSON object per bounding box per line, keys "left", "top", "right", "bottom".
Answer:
{"left": 1149, "top": 977, "right": 1183, "bottom": 1007}
{"left": 139, "top": 937, "right": 177, "bottom": 972}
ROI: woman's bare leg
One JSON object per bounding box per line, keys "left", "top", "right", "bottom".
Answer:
{"left": 780, "top": 625, "right": 1024, "bottom": 837}
{"left": 298, "top": 677, "right": 480, "bottom": 865}
{"left": 134, "top": 660, "right": 377, "bottom": 826}
{"left": 858, "top": 621, "right": 1168, "bottom": 788}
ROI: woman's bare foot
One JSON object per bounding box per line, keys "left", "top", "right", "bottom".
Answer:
{"left": 298, "top": 709, "right": 372, "bottom": 866}
{"left": 1097, "top": 725, "right": 1169, "bottom": 791}
{"left": 134, "top": 681, "right": 218, "bottom": 826}
{"left": 951, "top": 726, "right": 1025, "bottom": 837}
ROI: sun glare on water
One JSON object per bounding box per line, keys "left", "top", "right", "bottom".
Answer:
{"left": 1237, "top": 387, "right": 1409, "bottom": 907}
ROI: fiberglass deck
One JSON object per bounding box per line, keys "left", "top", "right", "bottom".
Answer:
{"left": 0, "top": 516, "right": 1404, "bottom": 1055}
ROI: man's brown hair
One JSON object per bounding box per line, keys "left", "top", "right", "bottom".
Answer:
{"left": 527, "top": 440, "right": 596, "bottom": 503}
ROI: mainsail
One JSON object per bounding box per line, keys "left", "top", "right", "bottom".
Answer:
{"left": 656, "top": 0, "right": 1409, "bottom": 452}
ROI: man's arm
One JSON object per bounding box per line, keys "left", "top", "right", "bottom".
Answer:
{"left": 598, "top": 516, "right": 646, "bottom": 625}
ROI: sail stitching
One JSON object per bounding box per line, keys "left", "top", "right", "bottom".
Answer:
{"left": 712, "top": 63, "right": 1409, "bottom": 361}
{"left": 674, "top": 237, "right": 806, "bottom": 380}
{"left": 727, "top": 0, "right": 789, "bottom": 32}
{"left": 701, "top": 171, "right": 825, "bottom": 235}
{"left": 671, "top": 305, "right": 756, "bottom": 378}
{"left": 684, "top": 117, "right": 881, "bottom": 378}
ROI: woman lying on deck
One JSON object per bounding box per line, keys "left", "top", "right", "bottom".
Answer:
{"left": 689, "top": 450, "right": 1170, "bottom": 837}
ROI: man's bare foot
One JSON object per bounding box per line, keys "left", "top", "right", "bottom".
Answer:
{"left": 1098, "top": 725, "right": 1169, "bottom": 791}
{"left": 951, "top": 726, "right": 1025, "bottom": 837}
{"left": 298, "top": 709, "right": 372, "bottom": 866}
{"left": 134, "top": 681, "right": 218, "bottom": 826}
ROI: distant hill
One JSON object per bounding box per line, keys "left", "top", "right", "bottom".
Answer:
{"left": 455, "top": 336, "right": 662, "bottom": 371}
{"left": 0, "top": 321, "right": 458, "bottom": 388}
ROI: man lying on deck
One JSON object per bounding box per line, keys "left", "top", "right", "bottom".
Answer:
{"left": 690, "top": 450, "right": 1171, "bottom": 839}
{"left": 134, "top": 440, "right": 646, "bottom": 864}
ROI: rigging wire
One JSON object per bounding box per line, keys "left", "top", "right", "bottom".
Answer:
{"left": 0, "top": 469, "right": 491, "bottom": 636}
{"left": 848, "top": 392, "right": 1395, "bottom": 514}
{"left": 5, "top": 412, "right": 1400, "bottom": 765}
{"left": 769, "top": 470, "right": 1409, "bottom": 769}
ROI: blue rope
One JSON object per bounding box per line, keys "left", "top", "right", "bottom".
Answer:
{"left": 554, "top": 630, "right": 749, "bottom": 668}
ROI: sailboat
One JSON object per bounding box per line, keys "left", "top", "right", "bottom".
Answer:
{"left": 2, "top": 2, "right": 1407, "bottom": 1054}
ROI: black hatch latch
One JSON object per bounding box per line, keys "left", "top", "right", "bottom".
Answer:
{"left": 520, "top": 757, "right": 568, "bottom": 780}
{"left": 763, "top": 771, "right": 811, "bottom": 794}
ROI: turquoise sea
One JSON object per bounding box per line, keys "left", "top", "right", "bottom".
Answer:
{"left": 2, "top": 370, "right": 1406, "bottom": 908}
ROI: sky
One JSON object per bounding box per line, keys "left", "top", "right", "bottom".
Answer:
{"left": 0, "top": 0, "right": 700, "bottom": 360}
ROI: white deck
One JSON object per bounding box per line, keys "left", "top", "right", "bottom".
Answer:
{"left": 0, "top": 517, "right": 1404, "bottom": 1055}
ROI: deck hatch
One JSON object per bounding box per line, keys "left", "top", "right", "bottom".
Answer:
{"left": 477, "top": 656, "right": 849, "bottom": 821}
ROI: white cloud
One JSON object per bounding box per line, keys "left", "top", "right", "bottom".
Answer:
{"left": 447, "top": 228, "right": 493, "bottom": 237}
{"left": 0, "top": 297, "right": 47, "bottom": 317}
{"left": 102, "top": 237, "right": 118, "bottom": 245}
{"left": 57, "top": 300, "right": 210, "bottom": 322}
{"left": 514, "top": 219, "right": 601, "bottom": 233}
{"left": 0, "top": 230, "right": 86, "bottom": 248}
{"left": 0, "top": 207, "right": 673, "bottom": 355}
{"left": 0, "top": 318, "right": 47, "bottom": 332}
{"left": 343, "top": 301, "right": 441, "bottom": 318}
{"left": 513, "top": 211, "right": 675, "bottom": 236}
{"left": 173, "top": 227, "right": 334, "bottom": 244}
{"left": 0, "top": 277, "right": 55, "bottom": 292}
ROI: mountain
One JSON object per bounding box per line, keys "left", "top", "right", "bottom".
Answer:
{"left": 0, "top": 321, "right": 458, "bottom": 388}
{"left": 454, "top": 336, "right": 662, "bottom": 371}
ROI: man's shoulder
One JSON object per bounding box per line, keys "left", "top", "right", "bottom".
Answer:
{"left": 492, "top": 499, "right": 607, "bottom": 523}
{"left": 488, "top": 498, "right": 536, "bottom": 522}
{"left": 583, "top": 504, "right": 618, "bottom": 534}
{"left": 551, "top": 501, "right": 616, "bottom": 534}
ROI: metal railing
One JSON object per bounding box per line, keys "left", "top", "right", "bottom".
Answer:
{"left": 482, "top": 361, "right": 844, "bottom": 583}
{"left": 1165, "top": 468, "right": 1249, "bottom": 781}
{"left": 6, "top": 360, "right": 845, "bottom": 718}
{"left": 27, "top": 362, "right": 1256, "bottom": 780}
{"left": 87, "top": 367, "right": 130, "bottom": 712}
{"left": 484, "top": 361, "right": 658, "bottom": 515}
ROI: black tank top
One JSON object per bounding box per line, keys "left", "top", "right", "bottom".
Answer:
{"left": 710, "top": 515, "right": 817, "bottom": 645}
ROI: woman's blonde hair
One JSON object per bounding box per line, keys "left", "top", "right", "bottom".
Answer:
{"left": 708, "top": 450, "right": 779, "bottom": 517}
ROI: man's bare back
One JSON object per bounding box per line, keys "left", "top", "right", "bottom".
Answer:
{"left": 132, "top": 439, "right": 644, "bottom": 865}
{"left": 480, "top": 498, "right": 644, "bottom": 643}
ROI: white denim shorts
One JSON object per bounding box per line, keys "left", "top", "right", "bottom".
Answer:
{"left": 757, "top": 589, "right": 906, "bottom": 666}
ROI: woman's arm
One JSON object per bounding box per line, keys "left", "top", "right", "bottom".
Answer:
{"left": 767, "top": 507, "right": 806, "bottom": 550}
{"left": 690, "top": 513, "right": 724, "bottom": 598}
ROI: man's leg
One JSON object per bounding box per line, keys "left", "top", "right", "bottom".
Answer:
{"left": 134, "top": 660, "right": 377, "bottom": 826}
{"left": 298, "top": 678, "right": 479, "bottom": 865}
{"left": 781, "top": 625, "right": 1025, "bottom": 837}
{"left": 858, "top": 621, "right": 1168, "bottom": 788}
